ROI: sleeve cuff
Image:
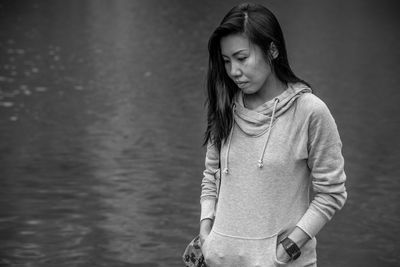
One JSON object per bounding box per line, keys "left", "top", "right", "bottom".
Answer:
{"left": 296, "top": 206, "right": 329, "bottom": 238}
{"left": 200, "top": 198, "right": 216, "bottom": 222}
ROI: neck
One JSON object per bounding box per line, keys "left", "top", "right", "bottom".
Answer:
{"left": 244, "top": 76, "right": 286, "bottom": 110}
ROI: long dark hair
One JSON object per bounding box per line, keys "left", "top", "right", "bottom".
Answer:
{"left": 204, "top": 3, "right": 309, "bottom": 149}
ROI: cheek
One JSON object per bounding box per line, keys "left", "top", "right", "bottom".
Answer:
{"left": 253, "top": 61, "right": 271, "bottom": 81}
{"left": 245, "top": 57, "right": 267, "bottom": 77}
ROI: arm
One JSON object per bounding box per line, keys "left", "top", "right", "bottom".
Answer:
{"left": 199, "top": 141, "right": 220, "bottom": 242}
{"left": 280, "top": 99, "right": 347, "bottom": 261}
{"left": 199, "top": 219, "right": 213, "bottom": 244}
{"left": 295, "top": 101, "right": 347, "bottom": 239}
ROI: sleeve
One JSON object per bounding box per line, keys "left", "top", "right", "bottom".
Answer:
{"left": 200, "top": 141, "right": 220, "bottom": 222}
{"left": 296, "top": 100, "right": 348, "bottom": 238}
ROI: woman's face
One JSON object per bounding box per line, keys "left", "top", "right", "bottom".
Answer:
{"left": 220, "top": 34, "right": 272, "bottom": 95}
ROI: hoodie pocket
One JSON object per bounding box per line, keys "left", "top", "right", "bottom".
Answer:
{"left": 201, "top": 232, "right": 212, "bottom": 256}
{"left": 273, "top": 234, "right": 291, "bottom": 266}
{"left": 273, "top": 234, "right": 318, "bottom": 267}
{"left": 202, "top": 230, "right": 224, "bottom": 266}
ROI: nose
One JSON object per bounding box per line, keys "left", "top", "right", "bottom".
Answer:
{"left": 229, "top": 61, "right": 242, "bottom": 78}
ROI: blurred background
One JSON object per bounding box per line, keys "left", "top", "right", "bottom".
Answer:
{"left": 0, "top": 0, "right": 399, "bottom": 266}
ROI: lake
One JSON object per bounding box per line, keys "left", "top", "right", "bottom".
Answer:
{"left": 0, "top": 0, "right": 399, "bottom": 266}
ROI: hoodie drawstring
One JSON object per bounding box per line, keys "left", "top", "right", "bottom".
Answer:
{"left": 257, "top": 97, "right": 279, "bottom": 168}
{"left": 223, "top": 107, "right": 235, "bottom": 174}
{"left": 223, "top": 97, "right": 280, "bottom": 174}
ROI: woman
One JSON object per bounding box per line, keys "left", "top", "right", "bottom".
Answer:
{"left": 199, "top": 3, "right": 347, "bottom": 267}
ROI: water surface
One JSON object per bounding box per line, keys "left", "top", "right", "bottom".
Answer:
{"left": 0, "top": 1, "right": 399, "bottom": 266}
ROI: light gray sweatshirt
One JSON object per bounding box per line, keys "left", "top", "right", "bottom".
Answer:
{"left": 200, "top": 83, "right": 347, "bottom": 239}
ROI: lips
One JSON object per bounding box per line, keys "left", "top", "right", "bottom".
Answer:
{"left": 236, "top": 81, "right": 248, "bottom": 88}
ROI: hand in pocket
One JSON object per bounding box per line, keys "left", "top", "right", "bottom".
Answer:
{"left": 276, "top": 242, "right": 291, "bottom": 263}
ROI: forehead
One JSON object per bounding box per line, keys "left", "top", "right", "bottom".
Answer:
{"left": 220, "top": 34, "right": 252, "bottom": 56}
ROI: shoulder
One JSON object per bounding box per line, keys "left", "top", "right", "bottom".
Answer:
{"left": 295, "top": 93, "right": 340, "bottom": 138}
{"left": 295, "top": 93, "right": 333, "bottom": 120}
{"left": 297, "top": 93, "right": 328, "bottom": 112}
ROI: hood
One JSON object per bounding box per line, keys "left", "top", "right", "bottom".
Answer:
{"left": 233, "top": 82, "right": 312, "bottom": 136}
{"left": 222, "top": 83, "right": 311, "bottom": 174}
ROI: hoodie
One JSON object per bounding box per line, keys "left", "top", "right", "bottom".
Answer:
{"left": 200, "top": 83, "right": 347, "bottom": 239}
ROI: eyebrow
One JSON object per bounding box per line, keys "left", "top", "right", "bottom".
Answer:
{"left": 222, "top": 49, "right": 248, "bottom": 58}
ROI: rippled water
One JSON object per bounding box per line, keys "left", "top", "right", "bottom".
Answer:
{"left": 0, "top": 0, "right": 399, "bottom": 266}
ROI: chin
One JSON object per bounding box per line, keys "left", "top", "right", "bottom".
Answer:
{"left": 242, "top": 87, "right": 258, "bottom": 95}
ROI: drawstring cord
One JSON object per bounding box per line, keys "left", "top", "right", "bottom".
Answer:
{"left": 257, "top": 97, "right": 279, "bottom": 168}
{"left": 223, "top": 97, "right": 280, "bottom": 174}
{"left": 223, "top": 105, "right": 235, "bottom": 174}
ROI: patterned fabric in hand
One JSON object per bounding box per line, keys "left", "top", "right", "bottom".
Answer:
{"left": 182, "top": 235, "right": 207, "bottom": 267}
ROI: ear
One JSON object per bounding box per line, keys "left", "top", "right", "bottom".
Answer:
{"left": 269, "top": 42, "right": 279, "bottom": 59}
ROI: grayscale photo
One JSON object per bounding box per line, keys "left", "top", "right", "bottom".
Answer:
{"left": 0, "top": 1, "right": 399, "bottom": 267}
